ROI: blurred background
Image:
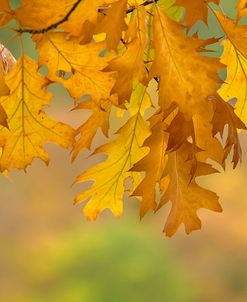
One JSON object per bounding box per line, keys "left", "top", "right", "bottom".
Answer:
{"left": 0, "top": 0, "right": 247, "bottom": 301}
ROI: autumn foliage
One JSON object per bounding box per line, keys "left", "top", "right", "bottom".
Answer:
{"left": 0, "top": 0, "right": 246, "bottom": 236}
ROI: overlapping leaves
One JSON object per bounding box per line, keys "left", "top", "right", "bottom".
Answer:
{"left": 0, "top": 0, "right": 246, "bottom": 236}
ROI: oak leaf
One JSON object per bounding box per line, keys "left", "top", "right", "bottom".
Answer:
{"left": 131, "top": 113, "right": 168, "bottom": 217}
{"left": 215, "top": 11, "right": 247, "bottom": 124}
{"left": 104, "top": 7, "right": 148, "bottom": 105}
{"left": 0, "top": 55, "right": 75, "bottom": 171}
{"left": 72, "top": 99, "right": 111, "bottom": 160}
{"left": 35, "top": 32, "right": 116, "bottom": 101}
{"left": 150, "top": 5, "right": 223, "bottom": 118}
{"left": 211, "top": 95, "right": 246, "bottom": 168}
{"left": 94, "top": 0, "right": 128, "bottom": 50}
{"left": 175, "top": 0, "right": 220, "bottom": 28}
{"left": 74, "top": 83, "right": 150, "bottom": 220}
{"left": 158, "top": 142, "right": 222, "bottom": 236}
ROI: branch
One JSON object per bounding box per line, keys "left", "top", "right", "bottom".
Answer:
{"left": 98, "top": 0, "right": 158, "bottom": 14}
{"left": 17, "top": 0, "right": 158, "bottom": 34}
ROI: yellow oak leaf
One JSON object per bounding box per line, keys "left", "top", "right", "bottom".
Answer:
{"left": 215, "top": 11, "right": 247, "bottom": 124}
{"left": 150, "top": 6, "right": 223, "bottom": 119}
{"left": 72, "top": 99, "right": 111, "bottom": 160}
{"left": 74, "top": 83, "right": 151, "bottom": 220}
{"left": 94, "top": 0, "right": 128, "bottom": 50}
{"left": 0, "top": 55, "right": 75, "bottom": 171}
{"left": 0, "top": 0, "right": 12, "bottom": 27}
{"left": 104, "top": 7, "right": 148, "bottom": 105}
{"left": 34, "top": 32, "right": 116, "bottom": 101}
{"left": 175, "top": 0, "right": 219, "bottom": 28}
{"left": 158, "top": 142, "right": 222, "bottom": 237}
{"left": 219, "top": 40, "right": 247, "bottom": 123}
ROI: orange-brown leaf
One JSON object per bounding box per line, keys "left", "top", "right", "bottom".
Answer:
{"left": 131, "top": 113, "right": 168, "bottom": 217}
{"left": 176, "top": 0, "right": 219, "bottom": 28}
{"left": 158, "top": 142, "right": 222, "bottom": 236}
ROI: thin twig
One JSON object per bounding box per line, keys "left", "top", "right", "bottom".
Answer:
{"left": 98, "top": 0, "right": 158, "bottom": 14}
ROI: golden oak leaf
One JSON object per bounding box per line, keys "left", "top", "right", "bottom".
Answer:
{"left": 237, "top": 0, "right": 247, "bottom": 19}
{"left": 94, "top": 0, "right": 128, "bottom": 50}
{"left": 72, "top": 99, "right": 111, "bottom": 160}
{"left": 150, "top": 6, "right": 223, "bottom": 119}
{"left": 212, "top": 95, "right": 246, "bottom": 168}
{"left": 74, "top": 84, "right": 150, "bottom": 220}
{"left": 0, "top": 0, "right": 12, "bottom": 27}
{"left": 0, "top": 55, "right": 75, "bottom": 171}
{"left": 104, "top": 7, "right": 148, "bottom": 105}
{"left": 175, "top": 0, "right": 219, "bottom": 28}
{"left": 35, "top": 32, "right": 116, "bottom": 101}
{"left": 131, "top": 113, "right": 169, "bottom": 217}
{"left": 158, "top": 142, "right": 222, "bottom": 237}
{"left": 215, "top": 12, "right": 247, "bottom": 123}
{"left": 14, "top": 0, "right": 76, "bottom": 29}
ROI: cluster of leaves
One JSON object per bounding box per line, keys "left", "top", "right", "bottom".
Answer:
{"left": 0, "top": 0, "right": 246, "bottom": 236}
